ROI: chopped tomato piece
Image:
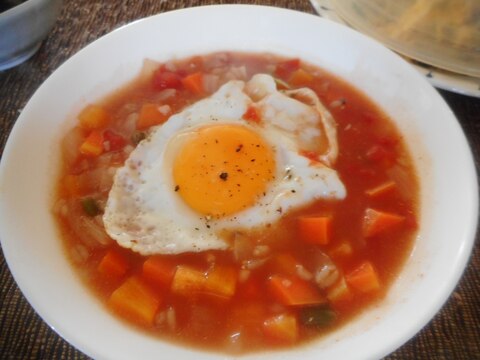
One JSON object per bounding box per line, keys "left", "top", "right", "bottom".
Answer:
{"left": 103, "top": 130, "right": 126, "bottom": 151}
{"left": 268, "top": 274, "right": 325, "bottom": 306}
{"left": 274, "top": 58, "right": 300, "bottom": 79}
{"left": 297, "top": 216, "right": 332, "bottom": 245}
{"left": 142, "top": 256, "right": 177, "bottom": 288}
{"left": 363, "top": 208, "right": 405, "bottom": 237}
{"left": 78, "top": 104, "right": 111, "bottom": 130}
{"left": 288, "top": 68, "right": 313, "bottom": 86}
{"left": 345, "top": 261, "right": 380, "bottom": 293}
{"left": 108, "top": 276, "right": 161, "bottom": 325}
{"left": 263, "top": 313, "right": 298, "bottom": 343}
{"left": 181, "top": 72, "right": 204, "bottom": 95}
{"left": 98, "top": 249, "right": 129, "bottom": 280}
{"left": 152, "top": 69, "right": 182, "bottom": 90}
{"left": 79, "top": 130, "right": 104, "bottom": 156}
{"left": 242, "top": 105, "right": 261, "bottom": 123}
{"left": 137, "top": 103, "right": 170, "bottom": 130}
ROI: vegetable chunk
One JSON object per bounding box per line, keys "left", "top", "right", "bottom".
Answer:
{"left": 345, "top": 261, "right": 380, "bottom": 293}
{"left": 297, "top": 216, "right": 332, "bottom": 245}
{"left": 263, "top": 313, "right": 298, "bottom": 343}
{"left": 108, "top": 276, "right": 161, "bottom": 325}
{"left": 268, "top": 274, "right": 325, "bottom": 306}
{"left": 363, "top": 208, "right": 405, "bottom": 237}
{"left": 98, "top": 249, "right": 129, "bottom": 280}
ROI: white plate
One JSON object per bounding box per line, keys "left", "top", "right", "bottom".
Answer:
{"left": 0, "top": 5, "right": 477, "bottom": 360}
{"left": 310, "top": 0, "right": 480, "bottom": 98}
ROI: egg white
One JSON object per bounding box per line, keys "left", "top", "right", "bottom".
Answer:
{"left": 103, "top": 74, "right": 346, "bottom": 255}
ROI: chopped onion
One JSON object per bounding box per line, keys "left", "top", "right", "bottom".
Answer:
{"left": 154, "top": 88, "right": 176, "bottom": 102}
{"left": 311, "top": 250, "right": 339, "bottom": 289}
{"left": 233, "top": 232, "right": 253, "bottom": 262}
{"left": 53, "top": 199, "right": 68, "bottom": 217}
{"left": 70, "top": 243, "right": 90, "bottom": 264}
{"left": 238, "top": 269, "right": 251, "bottom": 283}
{"left": 202, "top": 74, "right": 220, "bottom": 94}
{"left": 296, "top": 264, "right": 314, "bottom": 281}
{"left": 62, "top": 127, "right": 84, "bottom": 165}
{"left": 253, "top": 244, "right": 270, "bottom": 257}
{"left": 242, "top": 258, "right": 268, "bottom": 270}
{"left": 166, "top": 307, "right": 176, "bottom": 331}
{"left": 157, "top": 104, "right": 171, "bottom": 115}
{"left": 139, "top": 58, "right": 160, "bottom": 82}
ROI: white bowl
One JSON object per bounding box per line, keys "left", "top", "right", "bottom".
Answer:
{"left": 0, "top": 5, "right": 477, "bottom": 360}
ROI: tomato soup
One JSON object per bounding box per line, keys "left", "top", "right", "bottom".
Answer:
{"left": 53, "top": 52, "right": 418, "bottom": 354}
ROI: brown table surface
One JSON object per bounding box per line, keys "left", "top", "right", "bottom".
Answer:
{"left": 1, "top": 0, "right": 479, "bottom": 359}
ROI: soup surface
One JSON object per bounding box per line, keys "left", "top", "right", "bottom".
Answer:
{"left": 54, "top": 52, "right": 418, "bottom": 354}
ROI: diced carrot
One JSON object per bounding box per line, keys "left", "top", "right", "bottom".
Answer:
{"left": 108, "top": 276, "right": 161, "bottom": 325}
{"left": 137, "top": 103, "right": 170, "bottom": 130}
{"left": 79, "top": 130, "right": 104, "bottom": 156}
{"left": 142, "top": 256, "right": 177, "bottom": 288}
{"left": 327, "top": 277, "right": 353, "bottom": 305}
{"left": 78, "top": 104, "right": 111, "bottom": 130}
{"left": 288, "top": 68, "right": 313, "bottom": 86}
{"left": 268, "top": 253, "right": 299, "bottom": 277}
{"left": 345, "top": 261, "right": 380, "bottom": 293}
{"left": 363, "top": 208, "right": 405, "bottom": 237}
{"left": 98, "top": 249, "right": 129, "bottom": 280}
{"left": 171, "top": 265, "right": 206, "bottom": 296}
{"left": 274, "top": 58, "right": 300, "bottom": 79}
{"left": 263, "top": 313, "right": 298, "bottom": 343}
{"left": 181, "top": 72, "right": 204, "bottom": 95}
{"left": 329, "top": 241, "right": 353, "bottom": 259}
{"left": 204, "top": 265, "right": 237, "bottom": 299}
{"left": 268, "top": 274, "right": 325, "bottom": 306}
{"left": 365, "top": 180, "right": 396, "bottom": 197}
{"left": 242, "top": 105, "right": 261, "bottom": 123}
{"left": 297, "top": 216, "right": 332, "bottom": 245}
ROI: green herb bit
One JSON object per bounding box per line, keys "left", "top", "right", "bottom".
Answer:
{"left": 81, "top": 198, "right": 101, "bottom": 217}
{"left": 300, "top": 305, "right": 337, "bottom": 328}
{"left": 131, "top": 131, "right": 146, "bottom": 145}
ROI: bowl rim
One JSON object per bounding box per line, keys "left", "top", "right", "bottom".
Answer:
{"left": 0, "top": 4, "right": 477, "bottom": 360}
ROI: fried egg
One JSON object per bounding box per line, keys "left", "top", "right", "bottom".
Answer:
{"left": 103, "top": 74, "right": 346, "bottom": 255}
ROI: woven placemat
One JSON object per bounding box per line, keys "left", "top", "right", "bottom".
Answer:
{"left": 0, "top": 1, "right": 479, "bottom": 359}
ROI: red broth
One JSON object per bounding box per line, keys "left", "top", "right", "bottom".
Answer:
{"left": 53, "top": 52, "right": 418, "bottom": 354}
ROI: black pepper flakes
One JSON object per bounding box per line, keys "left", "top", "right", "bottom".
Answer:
{"left": 219, "top": 172, "right": 229, "bottom": 181}
{"left": 236, "top": 144, "right": 243, "bottom": 152}
{"left": 175, "top": 185, "right": 180, "bottom": 192}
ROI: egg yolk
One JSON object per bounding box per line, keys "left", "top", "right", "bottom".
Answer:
{"left": 173, "top": 124, "right": 276, "bottom": 217}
